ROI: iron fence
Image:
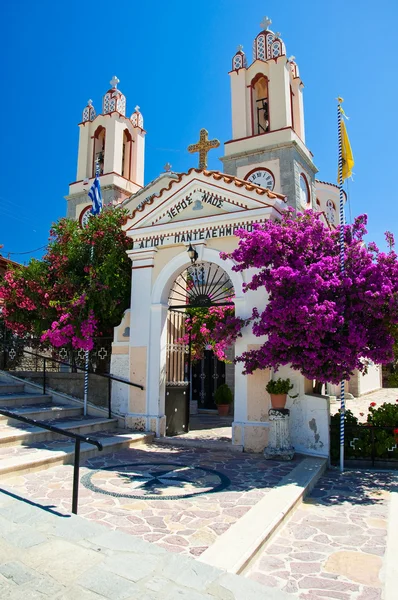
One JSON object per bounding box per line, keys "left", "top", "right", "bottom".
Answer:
{"left": 330, "top": 423, "right": 398, "bottom": 467}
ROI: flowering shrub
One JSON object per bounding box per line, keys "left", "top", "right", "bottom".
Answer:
{"left": 367, "top": 401, "right": 398, "bottom": 427}
{"left": 0, "top": 208, "right": 132, "bottom": 349}
{"left": 222, "top": 210, "right": 398, "bottom": 384}
{"left": 176, "top": 304, "right": 247, "bottom": 363}
{"left": 330, "top": 402, "right": 398, "bottom": 462}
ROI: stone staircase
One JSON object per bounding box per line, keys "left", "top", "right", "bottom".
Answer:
{"left": 0, "top": 374, "right": 154, "bottom": 479}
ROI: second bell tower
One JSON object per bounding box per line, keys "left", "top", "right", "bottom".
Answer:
{"left": 221, "top": 17, "right": 317, "bottom": 210}
{"left": 66, "top": 77, "right": 146, "bottom": 223}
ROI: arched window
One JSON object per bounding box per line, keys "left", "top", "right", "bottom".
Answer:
{"left": 93, "top": 126, "right": 105, "bottom": 176}
{"left": 251, "top": 74, "right": 269, "bottom": 135}
{"left": 122, "top": 129, "right": 132, "bottom": 179}
{"left": 326, "top": 199, "right": 336, "bottom": 225}
{"left": 299, "top": 173, "right": 310, "bottom": 208}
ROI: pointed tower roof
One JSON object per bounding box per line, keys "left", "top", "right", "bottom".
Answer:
{"left": 82, "top": 99, "right": 96, "bottom": 122}
{"left": 253, "top": 16, "right": 286, "bottom": 62}
{"left": 231, "top": 44, "right": 247, "bottom": 71}
{"left": 103, "top": 76, "right": 126, "bottom": 116}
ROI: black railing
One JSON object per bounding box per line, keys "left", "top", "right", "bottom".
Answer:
{"left": 0, "top": 342, "right": 144, "bottom": 419}
{"left": 330, "top": 423, "right": 398, "bottom": 467}
{"left": 0, "top": 408, "right": 103, "bottom": 514}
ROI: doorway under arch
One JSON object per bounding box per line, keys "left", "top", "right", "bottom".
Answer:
{"left": 165, "top": 261, "right": 235, "bottom": 438}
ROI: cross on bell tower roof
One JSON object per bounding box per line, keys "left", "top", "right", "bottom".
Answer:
{"left": 110, "top": 75, "right": 120, "bottom": 89}
{"left": 260, "top": 16, "right": 272, "bottom": 30}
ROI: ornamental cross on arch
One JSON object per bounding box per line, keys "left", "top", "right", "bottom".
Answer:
{"left": 188, "top": 129, "right": 220, "bottom": 170}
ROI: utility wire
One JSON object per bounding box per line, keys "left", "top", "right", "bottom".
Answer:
{"left": 3, "top": 245, "right": 48, "bottom": 256}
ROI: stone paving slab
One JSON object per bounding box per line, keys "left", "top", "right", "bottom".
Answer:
{"left": 0, "top": 487, "right": 295, "bottom": 599}
{"left": 245, "top": 468, "right": 397, "bottom": 599}
{"left": 1, "top": 442, "right": 300, "bottom": 557}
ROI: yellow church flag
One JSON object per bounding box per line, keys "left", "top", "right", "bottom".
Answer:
{"left": 339, "top": 111, "right": 354, "bottom": 182}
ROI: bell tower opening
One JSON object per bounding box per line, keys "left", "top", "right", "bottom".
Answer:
{"left": 122, "top": 129, "right": 132, "bottom": 179}
{"left": 93, "top": 126, "right": 105, "bottom": 176}
{"left": 252, "top": 74, "right": 269, "bottom": 135}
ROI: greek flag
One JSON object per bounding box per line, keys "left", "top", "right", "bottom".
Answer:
{"left": 88, "top": 174, "right": 102, "bottom": 215}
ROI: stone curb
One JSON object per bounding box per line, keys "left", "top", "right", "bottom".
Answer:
{"left": 198, "top": 456, "right": 327, "bottom": 574}
{"left": 383, "top": 473, "right": 398, "bottom": 600}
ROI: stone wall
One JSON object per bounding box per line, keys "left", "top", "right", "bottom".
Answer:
{"left": 14, "top": 371, "right": 109, "bottom": 409}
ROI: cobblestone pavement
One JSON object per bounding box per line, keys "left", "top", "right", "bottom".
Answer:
{"left": 2, "top": 442, "right": 300, "bottom": 558}
{"left": 245, "top": 469, "right": 397, "bottom": 600}
{"left": 160, "top": 414, "right": 233, "bottom": 446}
{"left": 330, "top": 388, "right": 398, "bottom": 422}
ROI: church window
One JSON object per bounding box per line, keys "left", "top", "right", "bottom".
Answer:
{"left": 251, "top": 75, "right": 269, "bottom": 135}
{"left": 326, "top": 199, "right": 336, "bottom": 224}
{"left": 233, "top": 54, "right": 243, "bottom": 70}
{"left": 271, "top": 40, "right": 282, "bottom": 58}
{"left": 93, "top": 126, "right": 105, "bottom": 176}
{"left": 290, "top": 86, "right": 295, "bottom": 130}
{"left": 122, "top": 129, "right": 132, "bottom": 179}
{"left": 299, "top": 173, "right": 310, "bottom": 207}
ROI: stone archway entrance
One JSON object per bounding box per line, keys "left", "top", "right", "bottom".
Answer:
{"left": 165, "top": 261, "right": 235, "bottom": 436}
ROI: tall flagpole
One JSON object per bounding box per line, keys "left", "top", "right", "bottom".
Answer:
{"left": 337, "top": 98, "right": 345, "bottom": 472}
{"left": 83, "top": 159, "right": 101, "bottom": 416}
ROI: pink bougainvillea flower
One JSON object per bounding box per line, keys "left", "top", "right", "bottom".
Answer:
{"left": 222, "top": 210, "right": 398, "bottom": 384}
{"left": 370, "top": 402, "right": 377, "bottom": 407}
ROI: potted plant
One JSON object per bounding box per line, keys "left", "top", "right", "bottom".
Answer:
{"left": 214, "top": 383, "right": 233, "bottom": 416}
{"left": 266, "top": 377, "right": 297, "bottom": 409}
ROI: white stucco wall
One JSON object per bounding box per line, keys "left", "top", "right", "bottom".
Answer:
{"left": 289, "top": 394, "right": 330, "bottom": 458}
{"left": 357, "top": 364, "right": 382, "bottom": 395}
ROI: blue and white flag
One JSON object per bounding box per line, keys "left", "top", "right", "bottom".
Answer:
{"left": 88, "top": 174, "right": 102, "bottom": 215}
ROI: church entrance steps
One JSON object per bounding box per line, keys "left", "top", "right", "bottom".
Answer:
{"left": 0, "top": 402, "right": 83, "bottom": 422}
{"left": 198, "top": 456, "right": 327, "bottom": 574}
{"left": 0, "top": 391, "right": 52, "bottom": 407}
{"left": 0, "top": 430, "right": 154, "bottom": 479}
{"left": 0, "top": 373, "right": 154, "bottom": 480}
{"left": 0, "top": 382, "right": 26, "bottom": 395}
{"left": 0, "top": 415, "right": 119, "bottom": 447}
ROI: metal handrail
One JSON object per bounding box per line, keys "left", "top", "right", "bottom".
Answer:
{"left": 0, "top": 341, "right": 144, "bottom": 419}
{"left": 0, "top": 407, "right": 103, "bottom": 514}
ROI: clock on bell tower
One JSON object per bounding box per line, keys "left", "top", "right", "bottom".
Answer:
{"left": 220, "top": 17, "right": 317, "bottom": 210}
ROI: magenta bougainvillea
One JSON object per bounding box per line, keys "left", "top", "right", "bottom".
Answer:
{"left": 222, "top": 209, "right": 398, "bottom": 384}
{"left": 0, "top": 208, "right": 132, "bottom": 350}
{"left": 177, "top": 304, "right": 247, "bottom": 363}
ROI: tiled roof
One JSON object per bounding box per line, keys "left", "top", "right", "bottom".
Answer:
{"left": 129, "top": 168, "right": 286, "bottom": 220}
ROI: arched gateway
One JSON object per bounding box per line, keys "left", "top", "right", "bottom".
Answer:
{"left": 110, "top": 168, "right": 288, "bottom": 452}
{"left": 166, "top": 261, "right": 235, "bottom": 435}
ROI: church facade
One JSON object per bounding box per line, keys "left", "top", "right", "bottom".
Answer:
{"left": 65, "top": 18, "right": 380, "bottom": 455}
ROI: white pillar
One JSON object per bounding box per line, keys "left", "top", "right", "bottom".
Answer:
{"left": 264, "top": 409, "right": 295, "bottom": 461}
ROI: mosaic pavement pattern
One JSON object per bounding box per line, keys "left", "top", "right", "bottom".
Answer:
{"left": 246, "top": 469, "right": 396, "bottom": 599}
{"left": 1, "top": 442, "right": 299, "bottom": 557}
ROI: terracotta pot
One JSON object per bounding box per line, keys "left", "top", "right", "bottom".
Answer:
{"left": 270, "top": 393, "right": 287, "bottom": 409}
{"left": 217, "top": 404, "right": 230, "bottom": 417}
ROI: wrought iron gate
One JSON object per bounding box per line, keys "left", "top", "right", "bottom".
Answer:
{"left": 165, "top": 309, "right": 190, "bottom": 436}
{"left": 192, "top": 350, "right": 226, "bottom": 410}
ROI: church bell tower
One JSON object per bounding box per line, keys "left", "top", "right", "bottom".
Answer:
{"left": 221, "top": 17, "right": 317, "bottom": 210}
{"left": 66, "top": 76, "right": 146, "bottom": 223}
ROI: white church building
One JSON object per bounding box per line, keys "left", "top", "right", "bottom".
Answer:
{"left": 65, "top": 18, "right": 381, "bottom": 456}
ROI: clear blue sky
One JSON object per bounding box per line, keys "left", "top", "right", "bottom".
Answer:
{"left": 0, "top": 0, "right": 396, "bottom": 262}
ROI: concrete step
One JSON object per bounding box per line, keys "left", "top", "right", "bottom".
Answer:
{"left": 0, "top": 393, "right": 52, "bottom": 407}
{"left": 0, "top": 430, "right": 154, "bottom": 479}
{"left": 0, "top": 382, "right": 26, "bottom": 395}
{"left": 0, "top": 416, "right": 118, "bottom": 447}
{"left": 0, "top": 403, "right": 83, "bottom": 423}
